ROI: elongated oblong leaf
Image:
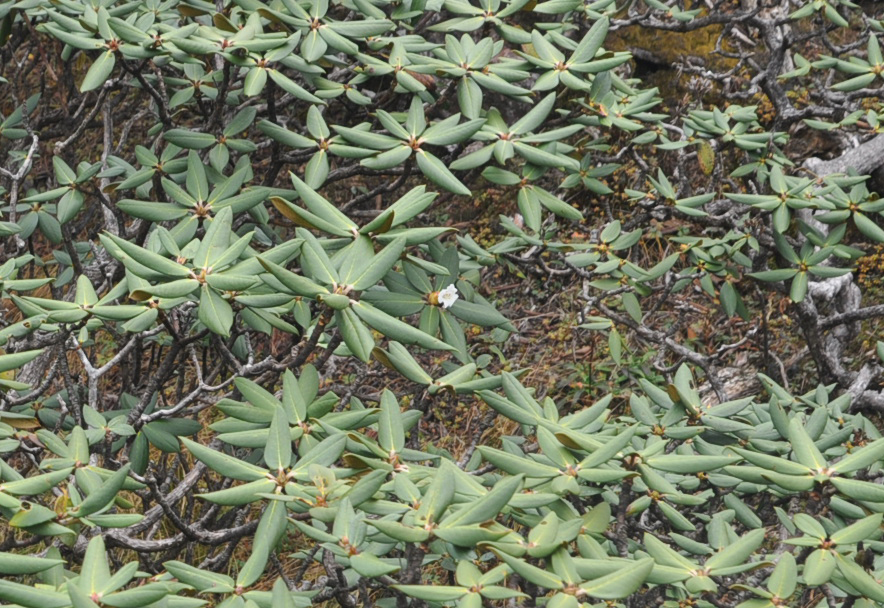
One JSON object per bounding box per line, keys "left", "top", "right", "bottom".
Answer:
{"left": 265, "top": 407, "right": 292, "bottom": 471}
{"left": 81, "top": 51, "right": 115, "bottom": 93}
{"left": 580, "top": 557, "right": 654, "bottom": 599}
{"left": 180, "top": 437, "right": 269, "bottom": 481}
{"left": 415, "top": 150, "right": 471, "bottom": 196}
{"left": 73, "top": 464, "right": 131, "bottom": 518}
{"left": 0, "top": 553, "right": 64, "bottom": 575}
{"left": 352, "top": 301, "right": 453, "bottom": 351}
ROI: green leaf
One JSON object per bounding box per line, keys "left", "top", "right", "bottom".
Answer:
{"left": 68, "top": 584, "right": 102, "bottom": 608}
{"left": 298, "top": 229, "right": 340, "bottom": 285}
{"left": 767, "top": 553, "right": 796, "bottom": 599}
{"left": 869, "top": 34, "right": 883, "bottom": 65}
{"left": 788, "top": 417, "right": 827, "bottom": 470}
{"left": 705, "top": 528, "right": 765, "bottom": 572}
{"left": 199, "top": 478, "right": 277, "bottom": 506}
{"left": 0, "top": 553, "right": 64, "bottom": 575}
{"left": 833, "top": 438, "right": 884, "bottom": 474}
{"left": 337, "top": 308, "right": 374, "bottom": 362}
{"left": 9, "top": 503, "right": 57, "bottom": 528}
{"left": 351, "top": 553, "right": 400, "bottom": 578}
{"left": 289, "top": 434, "right": 347, "bottom": 477}
{"left": 290, "top": 173, "right": 358, "bottom": 233}
{"left": 457, "top": 76, "right": 482, "bottom": 119}
{"left": 749, "top": 269, "right": 798, "bottom": 282}
{"left": 645, "top": 454, "right": 740, "bottom": 474}
{"left": 434, "top": 524, "right": 508, "bottom": 546}
{"left": 511, "top": 92, "right": 556, "bottom": 135}
{"left": 832, "top": 72, "right": 877, "bottom": 92}
{"left": 301, "top": 29, "right": 328, "bottom": 61}
{"left": 0, "top": 349, "right": 43, "bottom": 374}
{"left": 237, "top": 498, "right": 287, "bottom": 587}
{"left": 829, "top": 513, "right": 883, "bottom": 545}
{"left": 72, "top": 464, "right": 131, "bottom": 518}
{"left": 414, "top": 461, "right": 456, "bottom": 526}
{"left": 415, "top": 150, "right": 471, "bottom": 196}
{"left": 449, "top": 300, "right": 511, "bottom": 329}
{"left": 164, "top": 129, "right": 217, "bottom": 150}
{"left": 100, "top": 583, "right": 170, "bottom": 608}
{"left": 375, "top": 341, "right": 432, "bottom": 385}
{"left": 855, "top": 211, "right": 884, "bottom": 242}
{"left": 533, "top": 186, "right": 583, "bottom": 221}
{"left": 333, "top": 125, "right": 400, "bottom": 150}
{"left": 368, "top": 519, "right": 430, "bottom": 543}
{"left": 0, "top": 580, "right": 70, "bottom": 608}
{"left": 116, "top": 201, "right": 188, "bottom": 222}
{"left": 477, "top": 446, "right": 560, "bottom": 478}
{"left": 393, "top": 585, "right": 468, "bottom": 601}
{"left": 790, "top": 271, "right": 808, "bottom": 303}
{"left": 569, "top": 16, "right": 609, "bottom": 64}
{"left": 573, "top": 424, "right": 637, "bottom": 469}
{"left": 186, "top": 150, "right": 209, "bottom": 203}
{"left": 40, "top": 25, "right": 103, "bottom": 50}
{"left": 81, "top": 51, "right": 115, "bottom": 92}
{"left": 422, "top": 116, "right": 485, "bottom": 146}
{"left": 350, "top": 237, "right": 406, "bottom": 290}
{"left": 803, "top": 549, "right": 836, "bottom": 586}
{"left": 494, "top": 550, "right": 564, "bottom": 590}
{"left": 244, "top": 67, "right": 268, "bottom": 97}
{"left": 377, "top": 389, "right": 405, "bottom": 454}
{"left": 267, "top": 69, "right": 323, "bottom": 103}
{"left": 163, "top": 561, "right": 235, "bottom": 593}
{"left": 729, "top": 448, "right": 812, "bottom": 476}
{"left": 258, "top": 120, "right": 315, "bottom": 148}
{"left": 271, "top": 578, "right": 296, "bottom": 608}
{"left": 193, "top": 207, "right": 232, "bottom": 270}
{"left": 761, "top": 470, "right": 815, "bottom": 492}
{"left": 100, "top": 233, "right": 192, "bottom": 278}
{"left": 836, "top": 554, "right": 884, "bottom": 601}
{"left": 658, "top": 500, "right": 695, "bottom": 532}
{"left": 265, "top": 407, "right": 292, "bottom": 471}
{"left": 442, "top": 474, "right": 523, "bottom": 527}
{"left": 526, "top": 512, "right": 560, "bottom": 557}
{"left": 79, "top": 535, "right": 112, "bottom": 593}
{"left": 580, "top": 557, "right": 654, "bottom": 599}
{"left": 199, "top": 285, "right": 234, "bottom": 337}
{"left": 352, "top": 301, "right": 453, "bottom": 351}
{"left": 334, "top": 237, "right": 377, "bottom": 292}
{"left": 642, "top": 533, "right": 698, "bottom": 572}
{"left": 258, "top": 257, "right": 328, "bottom": 298}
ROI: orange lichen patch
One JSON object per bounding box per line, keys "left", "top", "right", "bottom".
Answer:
{"left": 607, "top": 22, "right": 737, "bottom": 71}
{"left": 857, "top": 245, "right": 884, "bottom": 288}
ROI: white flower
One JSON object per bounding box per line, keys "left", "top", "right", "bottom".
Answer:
{"left": 437, "top": 284, "right": 459, "bottom": 309}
